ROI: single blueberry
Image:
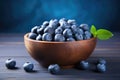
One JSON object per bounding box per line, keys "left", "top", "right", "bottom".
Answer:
{"left": 77, "top": 61, "right": 89, "bottom": 70}
{"left": 48, "top": 64, "right": 60, "bottom": 74}
{"left": 79, "top": 24, "right": 89, "bottom": 31}
{"left": 63, "top": 29, "right": 73, "bottom": 38}
{"left": 5, "top": 58, "right": 16, "bottom": 69}
{"left": 75, "top": 34, "right": 83, "bottom": 40}
{"left": 42, "top": 33, "right": 52, "bottom": 41}
{"left": 84, "top": 34, "right": 91, "bottom": 40}
{"left": 67, "top": 37, "right": 75, "bottom": 41}
{"left": 59, "top": 21, "right": 70, "bottom": 29}
{"left": 28, "top": 33, "right": 37, "bottom": 40}
{"left": 42, "top": 21, "right": 49, "bottom": 26}
{"left": 44, "top": 26, "right": 55, "bottom": 34}
{"left": 97, "top": 58, "right": 106, "bottom": 64}
{"left": 55, "top": 27, "right": 63, "bottom": 34}
{"left": 77, "top": 28, "right": 84, "bottom": 35}
{"left": 96, "top": 64, "right": 106, "bottom": 73}
{"left": 59, "top": 18, "right": 67, "bottom": 22}
{"left": 84, "top": 31, "right": 92, "bottom": 37}
{"left": 70, "top": 25, "right": 78, "bottom": 34}
{"left": 36, "top": 34, "right": 42, "bottom": 41}
{"left": 31, "top": 26, "right": 39, "bottom": 33}
{"left": 49, "top": 19, "right": 59, "bottom": 29}
{"left": 54, "top": 34, "right": 65, "bottom": 42}
{"left": 67, "top": 19, "right": 76, "bottom": 25}
{"left": 23, "top": 62, "right": 34, "bottom": 72}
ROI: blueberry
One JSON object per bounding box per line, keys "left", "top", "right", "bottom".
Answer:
{"left": 67, "top": 37, "right": 75, "bottom": 41}
{"left": 77, "top": 28, "right": 84, "bottom": 35}
{"left": 49, "top": 19, "right": 59, "bottom": 29}
{"left": 5, "top": 58, "right": 16, "bottom": 69}
{"left": 67, "top": 19, "right": 76, "bottom": 25}
{"left": 42, "top": 33, "right": 52, "bottom": 41}
{"left": 84, "top": 34, "right": 90, "bottom": 40}
{"left": 23, "top": 62, "right": 34, "bottom": 72}
{"left": 48, "top": 64, "right": 60, "bottom": 74}
{"left": 37, "top": 27, "right": 44, "bottom": 34}
{"left": 28, "top": 33, "right": 37, "bottom": 40}
{"left": 77, "top": 61, "right": 89, "bottom": 70}
{"left": 54, "top": 34, "right": 65, "bottom": 42}
{"left": 75, "top": 34, "right": 83, "bottom": 40}
{"left": 96, "top": 64, "right": 106, "bottom": 73}
{"left": 84, "top": 31, "right": 92, "bottom": 37}
{"left": 59, "top": 21, "right": 70, "bottom": 29}
{"left": 59, "top": 18, "right": 67, "bottom": 23}
{"left": 31, "top": 26, "right": 39, "bottom": 33}
{"left": 97, "top": 58, "right": 106, "bottom": 64}
{"left": 79, "top": 24, "right": 89, "bottom": 31}
{"left": 36, "top": 34, "right": 42, "bottom": 41}
{"left": 42, "top": 21, "right": 49, "bottom": 26}
{"left": 41, "top": 25, "right": 47, "bottom": 29}
{"left": 44, "top": 26, "right": 55, "bottom": 34}
{"left": 63, "top": 29, "right": 73, "bottom": 38}
{"left": 71, "top": 25, "right": 78, "bottom": 34}
{"left": 55, "top": 27, "right": 63, "bottom": 34}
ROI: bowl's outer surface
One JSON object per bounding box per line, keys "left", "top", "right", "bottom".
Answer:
{"left": 24, "top": 33, "right": 97, "bottom": 68}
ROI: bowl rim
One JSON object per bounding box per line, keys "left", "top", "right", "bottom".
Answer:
{"left": 24, "top": 33, "right": 97, "bottom": 44}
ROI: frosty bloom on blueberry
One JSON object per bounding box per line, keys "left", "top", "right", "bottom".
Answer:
{"left": 28, "top": 18, "right": 94, "bottom": 42}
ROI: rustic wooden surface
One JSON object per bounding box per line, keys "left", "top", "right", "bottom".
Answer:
{"left": 0, "top": 32, "right": 120, "bottom": 80}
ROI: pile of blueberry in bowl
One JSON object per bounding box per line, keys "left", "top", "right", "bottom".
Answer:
{"left": 24, "top": 18, "right": 97, "bottom": 70}
{"left": 28, "top": 18, "right": 92, "bottom": 41}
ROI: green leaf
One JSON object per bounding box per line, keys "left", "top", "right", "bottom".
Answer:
{"left": 90, "top": 25, "right": 97, "bottom": 37}
{"left": 97, "top": 29, "right": 113, "bottom": 40}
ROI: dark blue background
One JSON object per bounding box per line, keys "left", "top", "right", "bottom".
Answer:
{"left": 0, "top": 0, "right": 120, "bottom": 33}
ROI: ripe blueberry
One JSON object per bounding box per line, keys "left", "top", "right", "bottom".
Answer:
{"left": 5, "top": 58, "right": 16, "bottom": 69}
{"left": 42, "top": 33, "right": 52, "bottom": 41}
{"left": 23, "top": 62, "right": 34, "bottom": 72}
{"left": 28, "top": 33, "right": 37, "bottom": 40}
{"left": 48, "top": 64, "right": 60, "bottom": 74}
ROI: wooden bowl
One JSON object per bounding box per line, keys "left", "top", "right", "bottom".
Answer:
{"left": 24, "top": 33, "right": 97, "bottom": 68}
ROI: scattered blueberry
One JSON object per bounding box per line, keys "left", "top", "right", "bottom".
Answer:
{"left": 97, "top": 58, "right": 106, "bottom": 64}
{"left": 54, "top": 34, "right": 65, "bottom": 42}
{"left": 96, "top": 63, "right": 106, "bottom": 73}
{"left": 28, "top": 33, "right": 37, "bottom": 40}
{"left": 5, "top": 58, "right": 16, "bottom": 69}
{"left": 79, "top": 24, "right": 89, "bottom": 31}
{"left": 48, "top": 64, "right": 60, "bottom": 74}
{"left": 36, "top": 34, "right": 42, "bottom": 41}
{"left": 23, "top": 62, "right": 34, "bottom": 72}
{"left": 42, "top": 33, "right": 52, "bottom": 41}
{"left": 77, "top": 61, "right": 89, "bottom": 70}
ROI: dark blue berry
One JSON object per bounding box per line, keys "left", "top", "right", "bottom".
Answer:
{"left": 79, "top": 24, "right": 89, "bottom": 31}
{"left": 75, "top": 34, "right": 83, "bottom": 40}
{"left": 54, "top": 34, "right": 65, "bottom": 42}
{"left": 5, "top": 58, "right": 16, "bottom": 69}
{"left": 37, "top": 27, "right": 44, "bottom": 34}
{"left": 97, "top": 58, "right": 106, "bottom": 64}
{"left": 31, "top": 26, "right": 39, "bottom": 33}
{"left": 42, "top": 21, "right": 49, "bottom": 26}
{"left": 67, "top": 19, "right": 76, "bottom": 25}
{"left": 49, "top": 19, "right": 59, "bottom": 29}
{"left": 55, "top": 27, "right": 63, "bottom": 34}
{"left": 63, "top": 29, "right": 73, "bottom": 38}
{"left": 44, "top": 26, "right": 54, "bottom": 34}
{"left": 28, "top": 33, "right": 37, "bottom": 40}
{"left": 23, "top": 62, "right": 34, "bottom": 72}
{"left": 42, "top": 33, "right": 52, "bottom": 41}
{"left": 36, "top": 34, "right": 42, "bottom": 41}
{"left": 96, "top": 64, "right": 106, "bottom": 73}
{"left": 77, "top": 61, "right": 89, "bottom": 70}
{"left": 48, "top": 64, "right": 60, "bottom": 74}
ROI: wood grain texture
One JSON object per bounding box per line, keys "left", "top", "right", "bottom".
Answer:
{"left": 0, "top": 32, "right": 120, "bottom": 80}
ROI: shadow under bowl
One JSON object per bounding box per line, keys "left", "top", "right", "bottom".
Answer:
{"left": 24, "top": 33, "right": 97, "bottom": 68}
